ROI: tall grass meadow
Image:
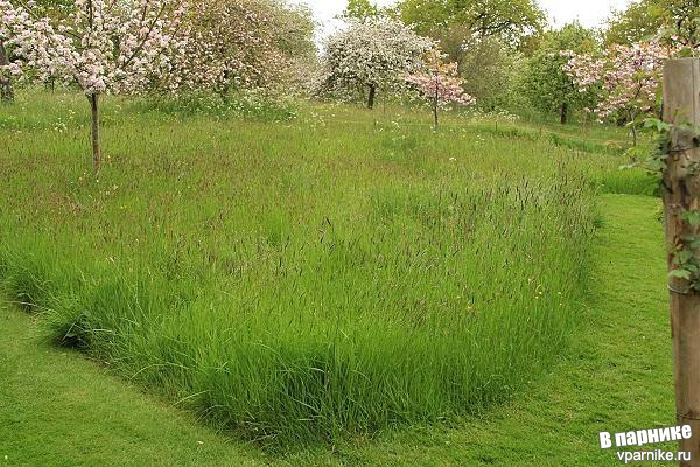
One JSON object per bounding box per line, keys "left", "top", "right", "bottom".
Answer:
{"left": 0, "top": 90, "right": 653, "bottom": 445}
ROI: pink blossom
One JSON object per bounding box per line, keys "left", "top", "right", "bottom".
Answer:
{"left": 405, "top": 49, "right": 475, "bottom": 108}
{"left": 0, "top": 0, "right": 189, "bottom": 95}
{"left": 563, "top": 40, "right": 676, "bottom": 121}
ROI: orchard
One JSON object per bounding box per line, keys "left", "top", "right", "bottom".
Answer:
{"left": 0, "top": 0, "right": 698, "bottom": 466}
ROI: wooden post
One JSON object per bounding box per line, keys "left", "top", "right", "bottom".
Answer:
{"left": 664, "top": 58, "right": 700, "bottom": 467}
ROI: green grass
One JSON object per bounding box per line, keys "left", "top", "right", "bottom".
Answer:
{"left": 347, "top": 194, "right": 675, "bottom": 466}
{"left": 0, "top": 90, "right": 656, "bottom": 445}
{"left": 0, "top": 301, "right": 261, "bottom": 467}
{"left": 0, "top": 194, "right": 675, "bottom": 466}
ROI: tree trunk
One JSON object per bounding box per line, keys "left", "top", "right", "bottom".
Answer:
{"left": 86, "top": 0, "right": 100, "bottom": 170}
{"left": 560, "top": 102, "right": 568, "bottom": 125}
{"left": 630, "top": 109, "right": 639, "bottom": 147}
{"left": 219, "top": 69, "right": 231, "bottom": 102}
{"left": 0, "top": 42, "right": 14, "bottom": 103}
{"left": 433, "top": 77, "right": 439, "bottom": 131}
{"left": 663, "top": 57, "right": 700, "bottom": 467}
{"left": 367, "top": 84, "right": 376, "bottom": 110}
{"left": 455, "top": 55, "right": 464, "bottom": 77}
{"left": 433, "top": 102, "right": 438, "bottom": 130}
{"left": 90, "top": 93, "right": 101, "bottom": 170}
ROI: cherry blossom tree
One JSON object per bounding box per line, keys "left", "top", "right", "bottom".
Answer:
{"left": 0, "top": 0, "right": 188, "bottom": 168}
{"left": 405, "top": 49, "right": 475, "bottom": 129}
{"left": 318, "top": 18, "right": 434, "bottom": 109}
{"left": 161, "top": 0, "right": 313, "bottom": 96}
{"left": 562, "top": 41, "right": 674, "bottom": 145}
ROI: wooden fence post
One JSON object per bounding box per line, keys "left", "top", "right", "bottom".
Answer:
{"left": 664, "top": 58, "right": 700, "bottom": 467}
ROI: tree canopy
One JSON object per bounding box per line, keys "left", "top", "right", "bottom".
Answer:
{"left": 162, "top": 0, "right": 315, "bottom": 94}
{"left": 520, "top": 21, "right": 600, "bottom": 124}
{"left": 392, "top": 0, "right": 544, "bottom": 102}
{"left": 395, "top": 0, "right": 545, "bottom": 45}
{"left": 318, "top": 18, "right": 433, "bottom": 109}
{"left": 605, "top": 0, "right": 664, "bottom": 45}
{"left": 343, "top": 0, "right": 382, "bottom": 21}
{"left": 605, "top": 0, "right": 700, "bottom": 50}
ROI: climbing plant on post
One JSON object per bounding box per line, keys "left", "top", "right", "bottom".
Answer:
{"left": 663, "top": 57, "right": 700, "bottom": 467}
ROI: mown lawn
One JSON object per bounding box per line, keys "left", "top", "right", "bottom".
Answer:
{"left": 0, "top": 194, "right": 675, "bottom": 466}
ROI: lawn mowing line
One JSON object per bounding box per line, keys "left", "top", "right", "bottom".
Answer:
{"left": 0, "top": 194, "right": 673, "bottom": 467}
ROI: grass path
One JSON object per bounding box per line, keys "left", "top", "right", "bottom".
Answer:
{"left": 0, "top": 194, "right": 677, "bottom": 466}
{"left": 0, "top": 303, "right": 264, "bottom": 467}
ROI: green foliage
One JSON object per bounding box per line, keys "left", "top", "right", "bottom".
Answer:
{"left": 267, "top": 1, "right": 317, "bottom": 59}
{"left": 627, "top": 117, "right": 672, "bottom": 172}
{"left": 637, "top": 118, "right": 700, "bottom": 291}
{"left": 670, "top": 224, "right": 700, "bottom": 292}
{"left": 604, "top": 0, "right": 665, "bottom": 46}
{"left": 395, "top": 0, "right": 545, "bottom": 45}
{"left": 343, "top": 0, "right": 382, "bottom": 21}
{"left": 660, "top": 0, "right": 700, "bottom": 50}
{"left": 384, "top": 0, "right": 544, "bottom": 113}
{"left": 459, "top": 36, "right": 522, "bottom": 109}
{"left": 605, "top": 0, "right": 700, "bottom": 51}
{"left": 24, "top": 0, "right": 75, "bottom": 18}
{"left": 520, "top": 22, "right": 600, "bottom": 122}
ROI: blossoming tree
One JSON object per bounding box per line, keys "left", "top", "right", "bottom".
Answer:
{"left": 0, "top": 0, "right": 188, "bottom": 168}
{"left": 162, "top": 0, "right": 312, "bottom": 96}
{"left": 562, "top": 41, "right": 674, "bottom": 145}
{"left": 405, "top": 49, "right": 475, "bottom": 129}
{"left": 318, "top": 18, "right": 434, "bottom": 109}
